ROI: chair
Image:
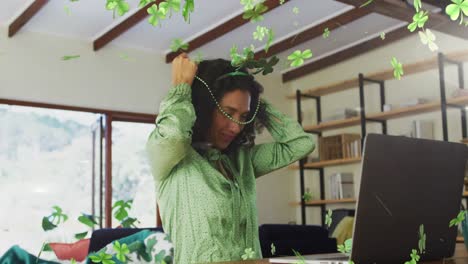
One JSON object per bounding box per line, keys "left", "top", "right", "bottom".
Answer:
{"left": 259, "top": 224, "right": 337, "bottom": 258}
{"left": 87, "top": 227, "right": 164, "bottom": 253}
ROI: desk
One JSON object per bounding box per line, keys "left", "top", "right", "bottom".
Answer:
{"left": 212, "top": 244, "right": 468, "bottom": 264}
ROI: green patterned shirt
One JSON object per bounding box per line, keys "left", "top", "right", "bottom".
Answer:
{"left": 146, "top": 83, "right": 315, "bottom": 263}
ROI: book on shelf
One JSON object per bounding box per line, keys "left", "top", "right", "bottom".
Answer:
{"left": 411, "top": 120, "right": 434, "bottom": 140}
{"left": 319, "top": 134, "right": 361, "bottom": 161}
{"left": 329, "top": 172, "right": 355, "bottom": 200}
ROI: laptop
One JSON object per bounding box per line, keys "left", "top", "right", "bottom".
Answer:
{"left": 270, "top": 134, "right": 467, "bottom": 264}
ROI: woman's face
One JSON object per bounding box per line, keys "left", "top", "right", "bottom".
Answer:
{"left": 207, "top": 89, "right": 251, "bottom": 150}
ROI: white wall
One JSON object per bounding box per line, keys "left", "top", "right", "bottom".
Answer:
{"left": 287, "top": 30, "right": 468, "bottom": 225}
{"left": 0, "top": 26, "right": 296, "bottom": 224}
{"left": 0, "top": 26, "right": 171, "bottom": 114}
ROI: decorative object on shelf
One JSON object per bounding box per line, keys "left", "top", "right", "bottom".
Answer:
{"left": 329, "top": 173, "right": 355, "bottom": 200}
{"left": 319, "top": 134, "right": 361, "bottom": 161}
{"left": 410, "top": 119, "right": 434, "bottom": 140}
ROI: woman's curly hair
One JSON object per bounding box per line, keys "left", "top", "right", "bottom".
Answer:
{"left": 191, "top": 58, "right": 268, "bottom": 154}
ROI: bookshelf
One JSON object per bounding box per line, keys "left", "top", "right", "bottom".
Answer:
{"left": 291, "top": 50, "right": 468, "bottom": 226}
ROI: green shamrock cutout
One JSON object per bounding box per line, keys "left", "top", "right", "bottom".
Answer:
{"left": 413, "top": 0, "right": 422, "bottom": 12}
{"left": 64, "top": 6, "right": 71, "bottom": 15}
{"left": 265, "top": 28, "right": 274, "bottom": 53}
{"left": 404, "top": 249, "right": 421, "bottom": 264}
{"left": 139, "top": 0, "right": 153, "bottom": 8}
{"left": 408, "top": 10, "right": 429, "bottom": 32}
{"left": 287, "top": 49, "right": 312, "bottom": 67}
{"left": 105, "top": 0, "right": 130, "bottom": 18}
{"left": 166, "top": 0, "right": 181, "bottom": 16}
{"left": 62, "top": 55, "right": 80, "bottom": 61}
{"left": 271, "top": 243, "right": 276, "bottom": 255}
{"left": 446, "top": 0, "right": 468, "bottom": 24}
{"left": 323, "top": 27, "right": 330, "bottom": 39}
{"left": 170, "top": 38, "right": 189, "bottom": 52}
{"left": 292, "top": 249, "right": 306, "bottom": 264}
{"left": 78, "top": 213, "right": 98, "bottom": 228}
{"left": 147, "top": 2, "right": 168, "bottom": 26}
{"left": 42, "top": 206, "right": 68, "bottom": 231}
{"left": 241, "top": 248, "right": 255, "bottom": 260}
{"left": 241, "top": 0, "right": 256, "bottom": 11}
{"left": 380, "top": 32, "right": 385, "bottom": 40}
{"left": 449, "top": 210, "right": 466, "bottom": 227}
{"left": 391, "top": 57, "right": 404, "bottom": 80}
{"left": 253, "top": 26, "right": 268, "bottom": 41}
{"left": 418, "top": 224, "right": 426, "bottom": 254}
{"left": 338, "top": 238, "right": 352, "bottom": 254}
{"left": 325, "top": 209, "right": 333, "bottom": 228}
{"left": 182, "top": 0, "right": 194, "bottom": 22}
{"left": 293, "top": 7, "right": 299, "bottom": 14}
{"left": 303, "top": 192, "right": 313, "bottom": 202}
{"left": 243, "top": 3, "right": 268, "bottom": 23}
{"left": 418, "top": 29, "right": 438, "bottom": 52}
{"left": 89, "top": 252, "right": 115, "bottom": 264}
{"left": 360, "top": 0, "right": 374, "bottom": 8}
{"left": 113, "top": 241, "right": 130, "bottom": 262}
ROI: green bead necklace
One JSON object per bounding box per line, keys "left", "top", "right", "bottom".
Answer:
{"left": 194, "top": 75, "right": 260, "bottom": 125}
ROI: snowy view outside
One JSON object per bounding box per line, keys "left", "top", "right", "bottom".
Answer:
{"left": 0, "top": 105, "right": 156, "bottom": 256}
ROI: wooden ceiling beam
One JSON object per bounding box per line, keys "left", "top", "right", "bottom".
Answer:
{"left": 93, "top": 1, "right": 161, "bottom": 51}
{"left": 165, "top": 0, "right": 290, "bottom": 63}
{"left": 254, "top": 6, "right": 372, "bottom": 59}
{"left": 8, "top": 0, "right": 49, "bottom": 37}
{"left": 282, "top": 26, "right": 412, "bottom": 82}
{"left": 282, "top": 0, "right": 467, "bottom": 82}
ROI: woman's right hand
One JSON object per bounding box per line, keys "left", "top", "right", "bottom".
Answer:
{"left": 171, "top": 53, "right": 198, "bottom": 86}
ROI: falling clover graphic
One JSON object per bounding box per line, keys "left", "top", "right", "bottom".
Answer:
{"left": 147, "top": 2, "right": 168, "bottom": 26}
{"left": 62, "top": 55, "right": 80, "bottom": 61}
{"left": 323, "top": 27, "right": 330, "bottom": 39}
{"left": 139, "top": 0, "right": 153, "bottom": 8}
{"left": 413, "top": 0, "right": 422, "bottom": 12}
{"left": 241, "top": 0, "right": 256, "bottom": 11}
{"left": 271, "top": 243, "right": 276, "bottom": 255}
{"left": 182, "top": 0, "right": 194, "bottom": 22}
{"left": 279, "top": 0, "right": 285, "bottom": 4}
{"left": 253, "top": 26, "right": 269, "bottom": 41}
{"left": 165, "top": 0, "right": 181, "bottom": 17}
{"left": 292, "top": 249, "right": 306, "bottom": 264}
{"left": 113, "top": 241, "right": 130, "bottom": 262}
{"left": 337, "top": 238, "right": 352, "bottom": 254}
{"left": 391, "top": 57, "right": 404, "bottom": 80}
{"left": 243, "top": 3, "right": 268, "bottom": 23}
{"left": 303, "top": 191, "right": 313, "bottom": 202}
{"left": 404, "top": 249, "right": 421, "bottom": 264}
{"left": 170, "top": 38, "right": 189, "bottom": 52}
{"left": 419, "top": 29, "right": 438, "bottom": 52}
{"left": 407, "top": 10, "right": 429, "bottom": 32}
{"left": 241, "top": 248, "right": 255, "bottom": 260}
{"left": 449, "top": 210, "right": 467, "bottom": 227}
{"left": 265, "top": 28, "right": 275, "bottom": 53}
{"left": 380, "top": 32, "right": 385, "bottom": 40}
{"left": 89, "top": 251, "right": 116, "bottom": 264}
{"left": 418, "top": 224, "right": 426, "bottom": 254}
{"left": 105, "top": 0, "right": 130, "bottom": 18}
{"left": 293, "top": 7, "right": 299, "bottom": 14}
{"left": 287, "top": 49, "right": 312, "bottom": 67}
{"left": 359, "top": 0, "right": 374, "bottom": 8}
{"left": 325, "top": 209, "right": 333, "bottom": 229}
{"left": 446, "top": 0, "right": 468, "bottom": 25}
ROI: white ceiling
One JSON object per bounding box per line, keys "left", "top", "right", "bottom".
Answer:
{"left": 0, "top": 0, "right": 445, "bottom": 73}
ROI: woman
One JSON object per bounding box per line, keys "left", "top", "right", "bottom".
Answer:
{"left": 146, "top": 53, "right": 315, "bottom": 263}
